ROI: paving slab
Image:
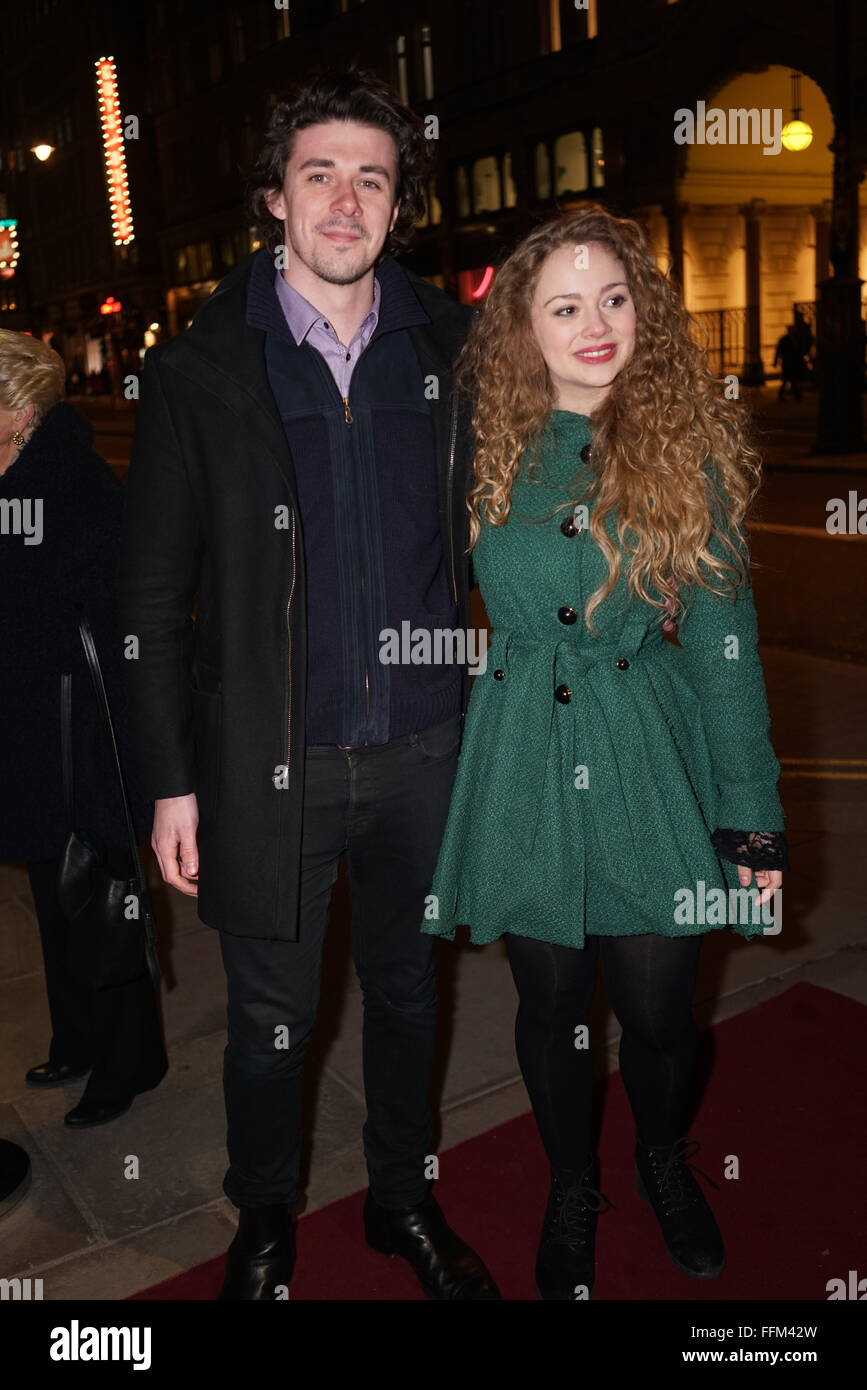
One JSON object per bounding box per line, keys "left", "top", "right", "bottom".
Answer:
{"left": 14, "top": 1204, "right": 237, "bottom": 1301}
{"left": 0, "top": 1101, "right": 97, "bottom": 1276}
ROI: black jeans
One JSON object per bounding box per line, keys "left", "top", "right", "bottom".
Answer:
{"left": 26, "top": 856, "right": 167, "bottom": 1100}
{"left": 504, "top": 931, "right": 703, "bottom": 1172}
{"left": 219, "top": 714, "right": 461, "bottom": 1211}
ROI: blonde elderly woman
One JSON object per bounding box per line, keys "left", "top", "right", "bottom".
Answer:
{"left": 0, "top": 329, "right": 166, "bottom": 1128}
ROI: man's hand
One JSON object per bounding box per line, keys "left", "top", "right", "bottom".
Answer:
{"left": 152, "top": 793, "right": 200, "bottom": 897}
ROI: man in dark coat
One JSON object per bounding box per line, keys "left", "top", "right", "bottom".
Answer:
{"left": 117, "top": 69, "right": 499, "bottom": 1300}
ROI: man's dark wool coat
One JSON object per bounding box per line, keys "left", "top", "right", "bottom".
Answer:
{"left": 117, "top": 250, "right": 476, "bottom": 941}
{"left": 0, "top": 401, "right": 152, "bottom": 864}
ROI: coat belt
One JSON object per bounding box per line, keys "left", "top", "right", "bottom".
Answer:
{"left": 495, "top": 629, "right": 666, "bottom": 883}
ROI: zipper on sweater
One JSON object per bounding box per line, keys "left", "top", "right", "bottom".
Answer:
{"left": 342, "top": 337, "right": 371, "bottom": 422}
{"left": 284, "top": 510, "right": 296, "bottom": 780}
{"left": 361, "top": 570, "right": 370, "bottom": 721}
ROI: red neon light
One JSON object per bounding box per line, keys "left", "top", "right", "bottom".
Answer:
{"left": 471, "top": 266, "right": 495, "bottom": 300}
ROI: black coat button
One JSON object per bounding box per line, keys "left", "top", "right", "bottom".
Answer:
{"left": 557, "top": 606, "right": 578, "bottom": 624}
{"left": 560, "top": 517, "right": 577, "bottom": 537}
{"left": 555, "top": 684, "right": 572, "bottom": 703}
{"left": 615, "top": 658, "right": 629, "bottom": 670}
{"left": 580, "top": 443, "right": 592, "bottom": 463}
{"left": 493, "top": 668, "right": 505, "bottom": 680}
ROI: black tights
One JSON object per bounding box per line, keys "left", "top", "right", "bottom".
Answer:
{"left": 505, "top": 932, "right": 703, "bottom": 1172}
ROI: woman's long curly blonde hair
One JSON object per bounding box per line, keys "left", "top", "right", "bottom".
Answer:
{"left": 457, "top": 204, "right": 762, "bottom": 632}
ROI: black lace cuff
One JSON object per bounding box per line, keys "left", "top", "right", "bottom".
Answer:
{"left": 711, "top": 829, "right": 788, "bottom": 872}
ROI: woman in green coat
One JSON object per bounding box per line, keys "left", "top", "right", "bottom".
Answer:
{"left": 421, "top": 206, "right": 787, "bottom": 1299}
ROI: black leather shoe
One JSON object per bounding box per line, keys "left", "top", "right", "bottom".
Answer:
{"left": 26, "top": 1060, "right": 92, "bottom": 1089}
{"left": 218, "top": 1204, "right": 296, "bottom": 1300}
{"left": 64, "top": 1096, "right": 133, "bottom": 1128}
{"left": 364, "top": 1190, "right": 501, "bottom": 1300}
{"left": 535, "top": 1154, "right": 611, "bottom": 1300}
{"left": 635, "top": 1136, "right": 725, "bottom": 1278}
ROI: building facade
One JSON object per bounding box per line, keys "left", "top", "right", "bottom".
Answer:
{"left": 0, "top": 0, "right": 864, "bottom": 383}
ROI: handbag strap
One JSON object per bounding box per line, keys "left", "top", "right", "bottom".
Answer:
{"left": 60, "top": 671, "right": 75, "bottom": 827}
{"left": 72, "top": 606, "right": 146, "bottom": 886}
{"left": 59, "top": 606, "right": 160, "bottom": 988}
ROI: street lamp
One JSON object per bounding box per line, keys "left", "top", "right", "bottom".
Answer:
{"left": 30, "top": 144, "right": 54, "bottom": 162}
{"left": 781, "top": 73, "right": 813, "bottom": 153}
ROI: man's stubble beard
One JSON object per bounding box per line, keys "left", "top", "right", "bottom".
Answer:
{"left": 290, "top": 232, "right": 381, "bottom": 287}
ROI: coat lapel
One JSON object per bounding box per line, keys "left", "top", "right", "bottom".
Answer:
{"left": 166, "top": 254, "right": 301, "bottom": 499}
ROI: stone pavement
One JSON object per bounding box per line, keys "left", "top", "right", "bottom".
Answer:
{"left": 1, "top": 643, "right": 865, "bottom": 1299}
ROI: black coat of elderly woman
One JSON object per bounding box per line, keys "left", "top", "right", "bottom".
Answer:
{"left": 0, "top": 329, "right": 166, "bottom": 1127}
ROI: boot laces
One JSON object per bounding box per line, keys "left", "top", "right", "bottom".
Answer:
{"left": 551, "top": 1174, "right": 611, "bottom": 1247}
{"left": 646, "top": 1137, "right": 719, "bottom": 1214}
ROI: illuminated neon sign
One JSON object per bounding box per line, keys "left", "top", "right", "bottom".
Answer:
{"left": 95, "top": 55, "right": 134, "bottom": 245}
{"left": 472, "top": 266, "right": 494, "bottom": 300}
{"left": 0, "top": 219, "right": 19, "bottom": 275}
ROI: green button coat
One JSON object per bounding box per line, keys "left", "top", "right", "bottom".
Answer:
{"left": 421, "top": 410, "right": 785, "bottom": 949}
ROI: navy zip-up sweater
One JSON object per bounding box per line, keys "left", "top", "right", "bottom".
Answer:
{"left": 246, "top": 248, "right": 461, "bottom": 745}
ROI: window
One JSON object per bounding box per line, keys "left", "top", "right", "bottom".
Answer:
{"left": 455, "top": 166, "right": 470, "bottom": 219}
{"left": 472, "top": 156, "right": 501, "bottom": 214}
{"left": 554, "top": 130, "right": 588, "bottom": 195}
{"left": 396, "top": 35, "right": 408, "bottom": 103}
{"left": 415, "top": 178, "right": 442, "bottom": 228}
{"left": 503, "top": 153, "right": 516, "bottom": 208}
{"left": 535, "top": 143, "right": 551, "bottom": 199}
{"left": 591, "top": 127, "right": 604, "bottom": 188}
{"left": 275, "top": 3, "right": 290, "bottom": 39}
{"left": 421, "top": 24, "right": 434, "bottom": 100}
{"left": 547, "top": 0, "right": 561, "bottom": 54}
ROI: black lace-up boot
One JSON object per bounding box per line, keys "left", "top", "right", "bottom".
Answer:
{"left": 535, "top": 1153, "right": 611, "bottom": 1300}
{"left": 635, "top": 1136, "right": 725, "bottom": 1278}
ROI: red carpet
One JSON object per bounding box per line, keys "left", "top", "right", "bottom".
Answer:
{"left": 130, "top": 982, "right": 865, "bottom": 1300}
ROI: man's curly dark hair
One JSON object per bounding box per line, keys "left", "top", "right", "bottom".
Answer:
{"left": 246, "top": 65, "right": 434, "bottom": 260}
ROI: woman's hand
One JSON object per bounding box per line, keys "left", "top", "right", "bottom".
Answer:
{"left": 737, "top": 865, "right": 783, "bottom": 907}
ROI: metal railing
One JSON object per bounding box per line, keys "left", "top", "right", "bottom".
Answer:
{"left": 691, "top": 300, "right": 867, "bottom": 378}
{"left": 689, "top": 306, "right": 758, "bottom": 378}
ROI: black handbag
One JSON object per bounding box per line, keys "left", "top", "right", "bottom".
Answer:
{"left": 56, "top": 610, "right": 161, "bottom": 991}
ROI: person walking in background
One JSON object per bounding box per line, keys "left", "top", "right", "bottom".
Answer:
{"left": 792, "top": 308, "right": 814, "bottom": 382}
{"left": 774, "top": 323, "right": 805, "bottom": 400}
{"left": 422, "top": 206, "right": 787, "bottom": 1300}
{"left": 0, "top": 329, "right": 167, "bottom": 1128}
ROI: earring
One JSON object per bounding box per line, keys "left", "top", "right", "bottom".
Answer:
{"left": 11, "top": 430, "right": 25, "bottom": 446}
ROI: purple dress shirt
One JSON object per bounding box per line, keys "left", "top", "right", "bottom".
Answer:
{"left": 273, "top": 268, "right": 381, "bottom": 399}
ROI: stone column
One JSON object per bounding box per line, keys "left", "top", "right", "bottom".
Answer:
{"left": 737, "top": 199, "right": 765, "bottom": 386}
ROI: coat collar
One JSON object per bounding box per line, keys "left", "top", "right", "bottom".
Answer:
{"left": 245, "top": 247, "right": 430, "bottom": 346}
{"left": 0, "top": 400, "right": 96, "bottom": 490}
{"left": 153, "top": 249, "right": 473, "bottom": 498}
